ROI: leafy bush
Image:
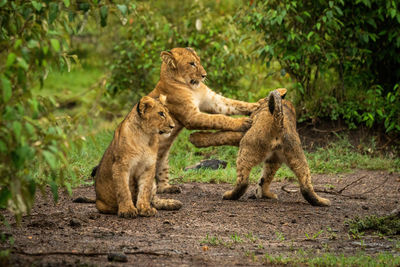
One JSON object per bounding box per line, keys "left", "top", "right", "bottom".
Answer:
{"left": 0, "top": 0, "right": 131, "bottom": 218}
{"left": 243, "top": 0, "right": 400, "bottom": 133}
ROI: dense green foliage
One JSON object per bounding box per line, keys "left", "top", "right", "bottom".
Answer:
{"left": 0, "top": 0, "right": 131, "bottom": 217}
{"left": 243, "top": 0, "right": 400, "bottom": 132}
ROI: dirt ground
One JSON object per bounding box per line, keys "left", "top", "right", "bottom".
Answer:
{"left": 1, "top": 169, "right": 400, "bottom": 266}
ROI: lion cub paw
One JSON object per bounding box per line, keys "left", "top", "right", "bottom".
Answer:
{"left": 236, "top": 117, "right": 253, "bottom": 132}
{"left": 118, "top": 205, "right": 138, "bottom": 218}
{"left": 157, "top": 185, "right": 182, "bottom": 194}
{"left": 222, "top": 190, "right": 237, "bottom": 200}
{"left": 255, "top": 187, "right": 278, "bottom": 199}
{"left": 139, "top": 207, "right": 157, "bottom": 217}
{"left": 315, "top": 197, "right": 331, "bottom": 207}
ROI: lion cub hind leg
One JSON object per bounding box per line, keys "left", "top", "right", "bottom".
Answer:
{"left": 255, "top": 156, "right": 282, "bottom": 200}
{"left": 284, "top": 141, "right": 331, "bottom": 207}
{"left": 223, "top": 147, "right": 262, "bottom": 200}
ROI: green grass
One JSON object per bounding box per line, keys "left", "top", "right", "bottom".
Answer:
{"left": 347, "top": 214, "right": 400, "bottom": 236}
{"left": 263, "top": 251, "right": 400, "bottom": 267}
{"left": 34, "top": 67, "right": 104, "bottom": 99}
{"left": 65, "top": 127, "right": 400, "bottom": 187}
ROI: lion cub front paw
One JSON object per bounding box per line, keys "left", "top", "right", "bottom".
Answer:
{"left": 118, "top": 205, "right": 138, "bottom": 218}
{"left": 236, "top": 117, "right": 253, "bottom": 132}
{"left": 139, "top": 207, "right": 157, "bottom": 217}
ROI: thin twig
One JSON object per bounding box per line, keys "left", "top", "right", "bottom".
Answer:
{"left": 13, "top": 248, "right": 174, "bottom": 257}
{"left": 358, "top": 175, "right": 390, "bottom": 195}
{"left": 312, "top": 127, "right": 346, "bottom": 133}
{"left": 281, "top": 184, "right": 298, "bottom": 193}
{"left": 337, "top": 175, "right": 367, "bottom": 194}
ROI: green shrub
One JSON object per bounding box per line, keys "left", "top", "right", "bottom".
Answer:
{"left": 242, "top": 0, "right": 400, "bottom": 133}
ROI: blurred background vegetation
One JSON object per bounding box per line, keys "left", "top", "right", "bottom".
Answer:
{"left": 0, "top": 0, "right": 399, "bottom": 219}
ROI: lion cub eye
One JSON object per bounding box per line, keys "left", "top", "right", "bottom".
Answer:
{"left": 158, "top": 111, "right": 165, "bottom": 117}
{"left": 189, "top": 62, "right": 196, "bottom": 67}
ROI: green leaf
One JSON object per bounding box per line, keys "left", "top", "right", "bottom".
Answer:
{"left": 0, "top": 187, "right": 11, "bottom": 209}
{"left": 50, "top": 39, "right": 60, "bottom": 52}
{"left": 49, "top": 2, "right": 59, "bottom": 24}
{"left": 13, "top": 121, "right": 22, "bottom": 141}
{"left": 1, "top": 75, "right": 12, "bottom": 102}
{"left": 42, "top": 150, "right": 57, "bottom": 169}
{"left": 31, "top": 1, "right": 42, "bottom": 11}
{"left": 100, "top": 5, "right": 108, "bottom": 27}
{"left": 17, "top": 57, "right": 29, "bottom": 70}
{"left": 0, "top": 0, "right": 7, "bottom": 8}
{"left": 63, "top": 0, "right": 70, "bottom": 7}
{"left": 49, "top": 181, "right": 58, "bottom": 202}
{"left": 117, "top": 4, "right": 127, "bottom": 16}
{"left": 14, "top": 39, "right": 22, "bottom": 49}
{"left": 316, "top": 22, "right": 321, "bottom": 30}
{"left": 390, "top": 8, "right": 396, "bottom": 19}
{"left": 0, "top": 140, "right": 7, "bottom": 153}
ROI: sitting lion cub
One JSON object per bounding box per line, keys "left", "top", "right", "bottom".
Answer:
{"left": 94, "top": 95, "right": 182, "bottom": 218}
{"left": 189, "top": 89, "right": 331, "bottom": 207}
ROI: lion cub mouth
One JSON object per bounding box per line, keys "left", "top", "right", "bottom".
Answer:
{"left": 190, "top": 79, "right": 199, "bottom": 85}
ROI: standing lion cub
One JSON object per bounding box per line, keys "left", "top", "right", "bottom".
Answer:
{"left": 94, "top": 95, "right": 182, "bottom": 218}
{"left": 189, "top": 89, "right": 331, "bottom": 207}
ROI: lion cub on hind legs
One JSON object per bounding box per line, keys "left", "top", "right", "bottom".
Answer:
{"left": 190, "top": 89, "right": 331, "bottom": 207}
{"left": 94, "top": 95, "right": 182, "bottom": 218}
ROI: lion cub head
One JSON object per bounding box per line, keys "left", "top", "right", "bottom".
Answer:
{"left": 160, "top": 47, "right": 207, "bottom": 89}
{"left": 137, "top": 95, "right": 175, "bottom": 136}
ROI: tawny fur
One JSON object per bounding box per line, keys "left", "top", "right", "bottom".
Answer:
{"left": 94, "top": 95, "right": 182, "bottom": 218}
{"left": 147, "top": 47, "right": 259, "bottom": 193}
{"left": 189, "top": 89, "right": 331, "bottom": 207}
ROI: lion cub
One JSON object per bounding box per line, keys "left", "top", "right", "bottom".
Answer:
{"left": 189, "top": 89, "right": 331, "bottom": 207}
{"left": 94, "top": 95, "right": 182, "bottom": 218}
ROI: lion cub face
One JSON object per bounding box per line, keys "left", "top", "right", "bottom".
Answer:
{"left": 138, "top": 95, "right": 175, "bottom": 136}
{"left": 161, "top": 47, "right": 207, "bottom": 89}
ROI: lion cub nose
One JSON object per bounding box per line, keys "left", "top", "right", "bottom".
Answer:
{"left": 201, "top": 74, "right": 207, "bottom": 78}
{"left": 169, "top": 124, "right": 175, "bottom": 129}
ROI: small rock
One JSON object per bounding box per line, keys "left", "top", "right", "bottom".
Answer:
{"left": 69, "top": 219, "right": 81, "bottom": 228}
{"left": 107, "top": 252, "right": 128, "bottom": 262}
{"left": 184, "top": 159, "right": 227, "bottom": 171}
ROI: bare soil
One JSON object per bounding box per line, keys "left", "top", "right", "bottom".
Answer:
{"left": 1, "top": 170, "right": 400, "bottom": 266}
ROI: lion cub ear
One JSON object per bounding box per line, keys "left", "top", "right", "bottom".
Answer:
{"left": 139, "top": 96, "right": 155, "bottom": 114}
{"left": 159, "top": 94, "right": 167, "bottom": 105}
{"left": 160, "top": 51, "right": 177, "bottom": 69}
{"left": 276, "top": 88, "right": 287, "bottom": 99}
